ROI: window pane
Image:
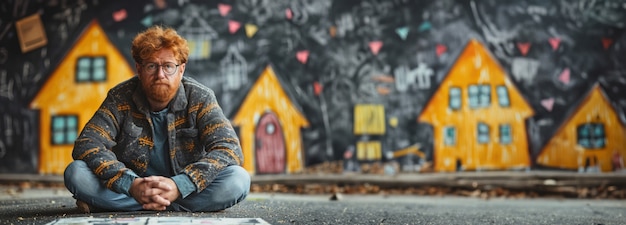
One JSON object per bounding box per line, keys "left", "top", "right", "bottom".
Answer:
{"left": 93, "top": 68, "right": 106, "bottom": 80}
{"left": 468, "top": 85, "right": 478, "bottom": 94}
{"left": 67, "top": 116, "right": 77, "bottom": 128}
{"left": 78, "top": 58, "right": 91, "bottom": 67}
{"left": 449, "top": 87, "right": 461, "bottom": 110}
{"left": 500, "top": 124, "right": 512, "bottom": 144}
{"left": 579, "top": 125, "right": 589, "bottom": 137}
{"left": 444, "top": 127, "right": 456, "bottom": 145}
{"left": 450, "top": 99, "right": 461, "bottom": 109}
{"left": 579, "top": 139, "right": 590, "bottom": 148}
{"left": 52, "top": 117, "right": 65, "bottom": 130}
{"left": 479, "top": 85, "right": 490, "bottom": 107}
{"left": 93, "top": 57, "right": 105, "bottom": 67}
{"left": 593, "top": 125, "right": 604, "bottom": 136}
{"left": 477, "top": 123, "right": 489, "bottom": 143}
{"left": 66, "top": 130, "right": 77, "bottom": 143}
{"left": 497, "top": 86, "right": 510, "bottom": 107}
{"left": 53, "top": 132, "right": 65, "bottom": 144}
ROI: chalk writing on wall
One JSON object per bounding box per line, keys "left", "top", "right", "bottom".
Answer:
{"left": 1, "top": 0, "right": 626, "bottom": 174}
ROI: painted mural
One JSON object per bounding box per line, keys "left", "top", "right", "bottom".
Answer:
{"left": 29, "top": 20, "right": 134, "bottom": 174}
{"left": 1, "top": 0, "right": 626, "bottom": 175}
{"left": 419, "top": 39, "right": 534, "bottom": 172}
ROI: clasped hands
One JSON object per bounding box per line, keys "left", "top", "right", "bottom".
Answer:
{"left": 129, "top": 176, "right": 181, "bottom": 211}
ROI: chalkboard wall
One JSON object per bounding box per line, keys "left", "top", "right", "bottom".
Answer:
{"left": 1, "top": 0, "right": 625, "bottom": 174}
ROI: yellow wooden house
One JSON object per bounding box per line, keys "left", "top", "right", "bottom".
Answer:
{"left": 30, "top": 20, "right": 134, "bottom": 174}
{"left": 537, "top": 84, "right": 626, "bottom": 172}
{"left": 232, "top": 65, "right": 310, "bottom": 174}
{"left": 419, "top": 39, "right": 535, "bottom": 172}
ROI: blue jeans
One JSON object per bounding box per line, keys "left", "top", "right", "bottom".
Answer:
{"left": 64, "top": 160, "right": 250, "bottom": 212}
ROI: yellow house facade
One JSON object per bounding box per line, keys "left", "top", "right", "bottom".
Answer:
{"left": 30, "top": 20, "right": 134, "bottom": 174}
{"left": 232, "top": 65, "right": 310, "bottom": 174}
{"left": 419, "top": 39, "right": 534, "bottom": 172}
{"left": 537, "top": 84, "right": 626, "bottom": 172}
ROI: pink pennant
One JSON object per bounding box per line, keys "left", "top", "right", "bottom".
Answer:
{"left": 218, "top": 3, "right": 232, "bottom": 17}
{"left": 313, "top": 81, "right": 323, "bottom": 96}
{"left": 369, "top": 41, "right": 383, "bottom": 55}
{"left": 296, "top": 50, "right": 309, "bottom": 64}
{"left": 517, "top": 42, "right": 531, "bottom": 56}
{"left": 602, "top": 38, "right": 613, "bottom": 50}
{"left": 113, "top": 9, "right": 127, "bottom": 22}
{"left": 154, "top": 0, "right": 167, "bottom": 9}
{"left": 558, "top": 68, "right": 570, "bottom": 85}
{"left": 286, "top": 8, "right": 293, "bottom": 20}
{"left": 548, "top": 37, "right": 561, "bottom": 51}
{"left": 541, "top": 98, "right": 555, "bottom": 112}
{"left": 228, "top": 20, "right": 241, "bottom": 34}
{"left": 436, "top": 44, "right": 447, "bottom": 57}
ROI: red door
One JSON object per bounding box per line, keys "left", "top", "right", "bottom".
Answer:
{"left": 255, "top": 112, "right": 286, "bottom": 174}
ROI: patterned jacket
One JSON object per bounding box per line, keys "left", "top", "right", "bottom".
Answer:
{"left": 72, "top": 76, "right": 243, "bottom": 194}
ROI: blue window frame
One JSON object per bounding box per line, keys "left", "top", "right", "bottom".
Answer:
{"left": 496, "top": 85, "right": 510, "bottom": 107}
{"left": 577, "top": 123, "right": 606, "bottom": 149}
{"left": 51, "top": 115, "right": 78, "bottom": 145}
{"left": 76, "top": 56, "right": 106, "bottom": 82}
{"left": 477, "top": 122, "right": 490, "bottom": 144}
{"left": 499, "top": 124, "right": 512, "bottom": 144}
{"left": 449, "top": 87, "right": 461, "bottom": 110}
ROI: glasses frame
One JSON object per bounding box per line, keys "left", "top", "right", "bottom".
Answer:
{"left": 142, "top": 62, "right": 180, "bottom": 76}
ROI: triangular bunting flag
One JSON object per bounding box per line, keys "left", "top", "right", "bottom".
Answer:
{"left": 602, "top": 38, "right": 613, "bottom": 50}
{"left": 141, "top": 16, "right": 153, "bottom": 27}
{"left": 286, "top": 8, "right": 293, "bottom": 20}
{"left": 228, "top": 20, "right": 241, "bottom": 34}
{"left": 558, "top": 68, "right": 570, "bottom": 85}
{"left": 113, "top": 9, "right": 127, "bottom": 22}
{"left": 548, "top": 37, "right": 561, "bottom": 51}
{"left": 369, "top": 41, "right": 383, "bottom": 55}
{"left": 396, "top": 27, "right": 409, "bottom": 40}
{"left": 541, "top": 98, "right": 555, "bottom": 112}
{"left": 245, "top": 23, "right": 258, "bottom": 38}
{"left": 329, "top": 26, "right": 337, "bottom": 38}
{"left": 297, "top": 50, "right": 309, "bottom": 64}
{"left": 517, "top": 42, "right": 531, "bottom": 56}
{"left": 218, "top": 3, "right": 232, "bottom": 17}
{"left": 418, "top": 21, "right": 432, "bottom": 32}
{"left": 313, "top": 81, "right": 323, "bottom": 96}
{"left": 436, "top": 44, "right": 447, "bottom": 57}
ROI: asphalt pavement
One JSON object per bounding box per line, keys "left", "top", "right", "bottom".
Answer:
{"left": 1, "top": 171, "right": 626, "bottom": 225}
{"left": 1, "top": 187, "right": 625, "bottom": 225}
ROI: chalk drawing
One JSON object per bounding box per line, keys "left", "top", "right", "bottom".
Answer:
{"left": 3, "top": 115, "right": 13, "bottom": 146}
{"left": 220, "top": 45, "right": 248, "bottom": 91}
{"left": 335, "top": 14, "right": 355, "bottom": 38}
{"left": 415, "top": 63, "right": 434, "bottom": 89}
{"left": 177, "top": 6, "right": 218, "bottom": 60}
{"left": 289, "top": 1, "right": 309, "bottom": 25}
{"left": 0, "top": 70, "right": 13, "bottom": 100}
{"left": 511, "top": 57, "right": 540, "bottom": 85}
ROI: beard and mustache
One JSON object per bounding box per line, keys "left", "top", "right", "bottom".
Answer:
{"left": 142, "top": 79, "right": 177, "bottom": 103}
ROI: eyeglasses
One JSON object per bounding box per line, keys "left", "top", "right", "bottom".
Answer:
{"left": 142, "top": 62, "right": 180, "bottom": 75}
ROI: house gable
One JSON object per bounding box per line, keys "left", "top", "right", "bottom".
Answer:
{"left": 232, "top": 65, "right": 310, "bottom": 174}
{"left": 29, "top": 20, "right": 134, "bottom": 174}
{"left": 537, "top": 84, "right": 626, "bottom": 172}
{"left": 418, "top": 39, "right": 534, "bottom": 171}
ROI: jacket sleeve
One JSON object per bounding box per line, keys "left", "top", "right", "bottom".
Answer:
{"left": 182, "top": 88, "right": 244, "bottom": 192}
{"left": 72, "top": 92, "right": 135, "bottom": 195}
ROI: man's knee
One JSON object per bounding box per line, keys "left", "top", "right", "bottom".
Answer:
{"left": 64, "top": 160, "right": 87, "bottom": 187}
{"left": 226, "top": 166, "right": 251, "bottom": 196}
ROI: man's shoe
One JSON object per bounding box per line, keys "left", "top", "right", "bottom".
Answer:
{"left": 75, "top": 200, "right": 106, "bottom": 213}
{"left": 76, "top": 200, "right": 92, "bottom": 213}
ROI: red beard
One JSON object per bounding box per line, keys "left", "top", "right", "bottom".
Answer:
{"left": 145, "top": 82, "right": 174, "bottom": 102}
